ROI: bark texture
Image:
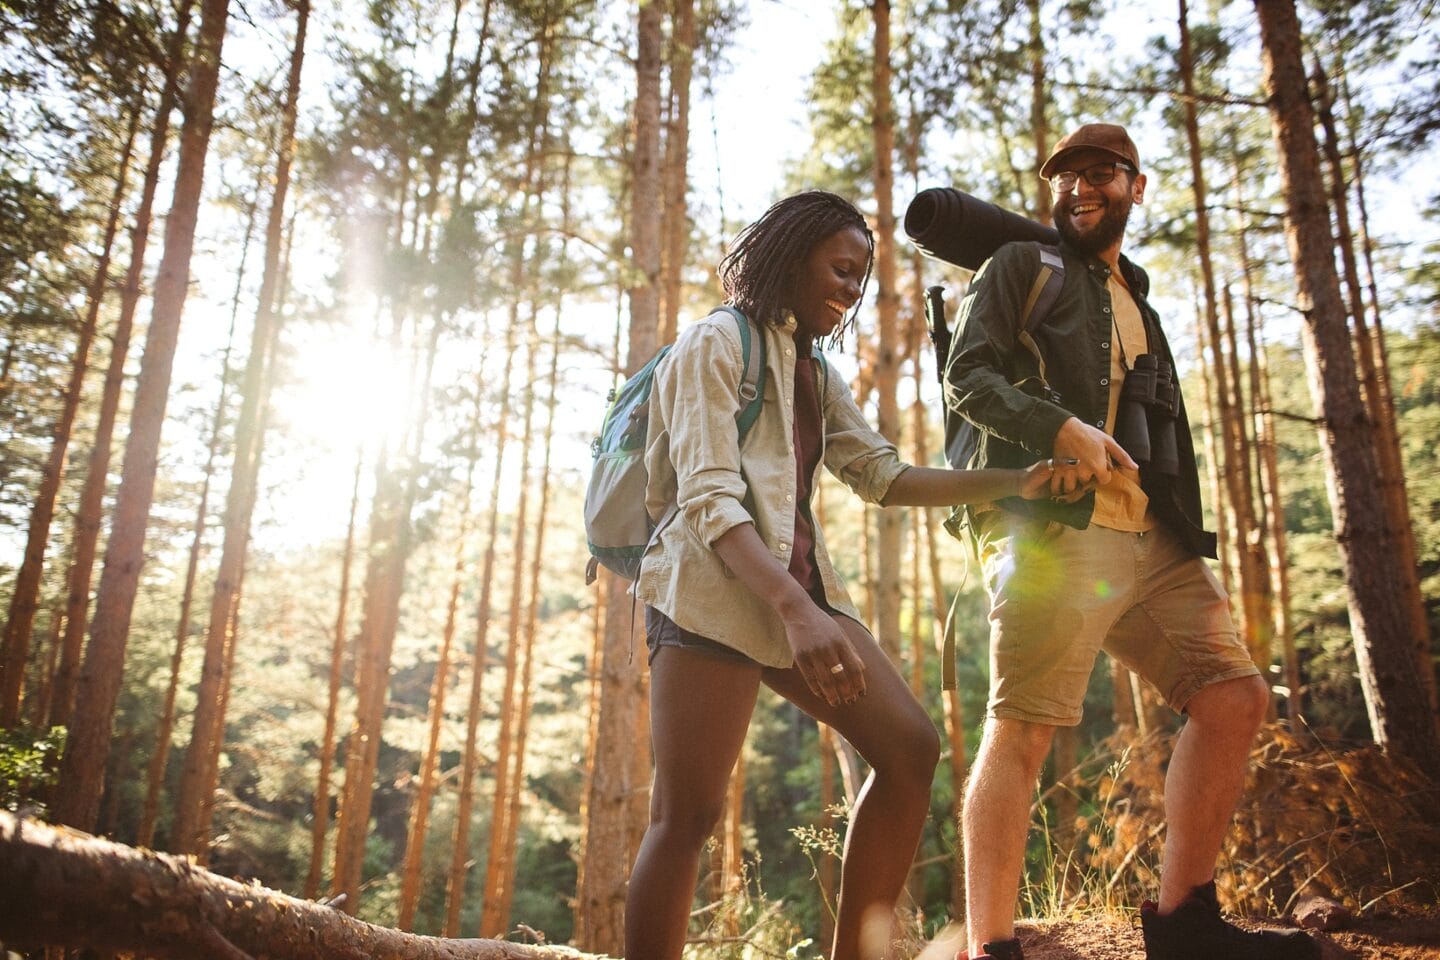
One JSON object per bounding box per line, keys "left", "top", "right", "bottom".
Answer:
{"left": 1254, "top": 0, "right": 1440, "bottom": 779}
{"left": 49, "top": 0, "right": 197, "bottom": 731}
{"left": 0, "top": 814, "right": 603, "bottom": 960}
{"left": 870, "top": 0, "right": 902, "bottom": 664}
{"left": 575, "top": 3, "right": 663, "bottom": 951}
{"left": 171, "top": 0, "right": 308, "bottom": 857}
{"left": 0, "top": 100, "right": 139, "bottom": 726}
{"left": 53, "top": 0, "right": 232, "bottom": 832}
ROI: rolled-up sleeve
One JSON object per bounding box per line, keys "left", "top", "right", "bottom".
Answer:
{"left": 944, "top": 244, "right": 1072, "bottom": 455}
{"left": 651, "top": 321, "right": 755, "bottom": 548}
{"left": 820, "top": 366, "right": 909, "bottom": 504}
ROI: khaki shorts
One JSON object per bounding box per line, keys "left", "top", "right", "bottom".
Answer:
{"left": 975, "top": 513, "right": 1259, "bottom": 726}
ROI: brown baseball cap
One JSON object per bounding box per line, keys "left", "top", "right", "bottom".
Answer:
{"left": 1040, "top": 123, "right": 1141, "bottom": 179}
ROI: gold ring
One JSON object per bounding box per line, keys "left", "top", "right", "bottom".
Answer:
{"left": 830, "top": 663, "right": 846, "bottom": 675}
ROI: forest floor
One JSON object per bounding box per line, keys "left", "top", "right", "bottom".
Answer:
{"left": 916, "top": 905, "right": 1440, "bottom": 959}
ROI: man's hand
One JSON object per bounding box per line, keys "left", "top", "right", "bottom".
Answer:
{"left": 1050, "top": 417, "right": 1138, "bottom": 501}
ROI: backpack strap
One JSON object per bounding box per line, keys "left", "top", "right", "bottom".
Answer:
{"left": 939, "top": 245, "right": 1065, "bottom": 692}
{"left": 1015, "top": 243, "right": 1064, "bottom": 384}
{"left": 711, "top": 305, "right": 767, "bottom": 440}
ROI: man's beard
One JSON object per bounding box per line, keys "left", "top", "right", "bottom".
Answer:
{"left": 1055, "top": 194, "right": 1132, "bottom": 255}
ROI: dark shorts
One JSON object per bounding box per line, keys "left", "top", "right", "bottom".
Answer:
{"left": 645, "top": 584, "right": 833, "bottom": 667}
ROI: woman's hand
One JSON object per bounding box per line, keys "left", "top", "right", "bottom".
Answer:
{"left": 779, "top": 599, "right": 867, "bottom": 707}
{"left": 711, "top": 522, "right": 866, "bottom": 708}
{"left": 1015, "top": 460, "right": 1058, "bottom": 500}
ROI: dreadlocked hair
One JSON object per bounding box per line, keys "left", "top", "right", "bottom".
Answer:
{"left": 718, "top": 190, "right": 875, "bottom": 349}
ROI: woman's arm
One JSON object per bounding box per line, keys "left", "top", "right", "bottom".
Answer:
{"left": 879, "top": 461, "right": 1055, "bottom": 508}
{"left": 710, "top": 523, "right": 867, "bottom": 708}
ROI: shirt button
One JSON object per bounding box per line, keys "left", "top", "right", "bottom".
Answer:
{"left": 1096, "top": 419, "right": 1106, "bottom": 427}
{"left": 1103, "top": 307, "right": 1111, "bottom": 314}
{"left": 1101, "top": 341, "right": 1110, "bottom": 349}
{"left": 785, "top": 493, "right": 794, "bottom": 503}
{"left": 1100, "top": 378, "right": 1109, "bottom": 386}
{"left": 785, "top": 348, "right": 793, "bottom": 357}
{"left": 780, "top": 542, "right": 790, "bottom": 551}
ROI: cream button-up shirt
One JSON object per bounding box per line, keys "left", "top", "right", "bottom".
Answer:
{"left": 636, "top": 309, "right": 909, "bottom": 667}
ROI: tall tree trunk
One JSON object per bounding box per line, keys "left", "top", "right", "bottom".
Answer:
{"left": 52, "top": 0, "right": 232, "bottom": 832}
{"left": 1228, "top": 152, "right": 1296, "bottom": 716}
{"left": 1192, "top": 299, "right": 1233, "bottom": 597}
{"left": 48, "top": 0, "right": 198, "bottom": 731}
{"left": 1313, "top": 61, "right": 1434, "bottom": 713}
{"left": 304, "top": 447, "right": 364, "bottom": 900}
{"left": 170, "top": 0, "right": 308, "bottom": 856}
{"left": 0, "top": 100, "right": 142, "bottom": 725}
{"left": 718, "top": 753, "right": 745, "bottom": 936}
{"left": 1027, "top": 0, "right": 1051, "bottom": 224}
{"left": 396, "top": 402, "right": 481, "bottom": 930}
{"left": 870, "top": 0, "right": 902, "bottom": 666}
{"left": 136, "top": 229, "right": 250, "bottom": 848}
{"left": 573, "top": 575, "right": 607, "bottom": 929}
{"left": 818, "top": 723, "right": 838, "bottom": 943}
{"left": 332, "top": 302, "right": 438, "bottom": 909}
{"left": 480, "top": 309, "right": 540, "bottom": 938}
{"left": 1337, "top": 67, "right": 1435, "bottom": 721}
{"left": 495, "top": 301, "right": 566, "bottom": 932}
{"left": 1254, "top": 0, "right": 1440, "bottom": 779}
{"left": 1221, "top": 281, "right": 1275, "bottom": 667}
{"left": 576, "top": 3, "right": 662, "bottom": 952}
{"left": 658, "top": 0, "right": 694, "bottom": 345}
{"left": 1248, "top": 307, "right": 1298, "bottom": 720}
{"left": 447, "top": 19, "right": 553, "bottom": 931}
{"left": 444, "top": 315, "right": 522, "bottom": 936}
{"left": 1179, "top": 0, "right": 1269, "bottom": 668}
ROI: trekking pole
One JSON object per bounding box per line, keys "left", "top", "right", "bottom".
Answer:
{"left": 924, "top": 284, "right": 950, "bottom": 386}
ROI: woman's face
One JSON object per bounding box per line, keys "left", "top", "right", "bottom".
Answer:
{"left": 787, "top": 226, "right": 869, "bottom": 339}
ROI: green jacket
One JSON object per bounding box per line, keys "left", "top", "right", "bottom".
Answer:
{"left": 943, "top": 239, "right": 1217, "bottom": 559}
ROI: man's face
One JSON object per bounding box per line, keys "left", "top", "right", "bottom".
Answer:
{"left": 788, "top": 226, "right": 870, "bottom": 339}
{"left": 1050, "top": 148, "right": 1146, "bottom": 256}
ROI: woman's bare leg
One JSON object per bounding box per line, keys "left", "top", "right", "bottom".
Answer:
{"left": 625, "top": 646, "right": 762, "bottom": 960}
{"left": 763, "top": 616, "right": 940, "bottom": 960}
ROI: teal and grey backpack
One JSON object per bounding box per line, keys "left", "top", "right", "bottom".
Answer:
{"left": 584, "top": 306, "right": 766, "bottom": 583}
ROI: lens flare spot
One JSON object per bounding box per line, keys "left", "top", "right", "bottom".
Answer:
{"left": 1094, "top": 579, "right": 1113, "bottom": 599}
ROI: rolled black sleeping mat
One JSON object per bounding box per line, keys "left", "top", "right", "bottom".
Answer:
{"left": 902, "top": 187, "right": 1060, "bottom": 272}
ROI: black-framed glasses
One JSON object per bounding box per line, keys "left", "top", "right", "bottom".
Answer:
{"left": 1048, "top": 161, "right": 1134, "bottom": 193}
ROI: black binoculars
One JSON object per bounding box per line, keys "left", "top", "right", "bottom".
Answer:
{"left": 1115, "top": 354, "right": 1179, "bottom": 478}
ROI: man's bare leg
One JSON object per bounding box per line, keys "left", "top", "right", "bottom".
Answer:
{"left": 962, "top": 717, "right": 1056, "bottom": 957}
{"left": 1157, "top": 675, "right": 1268, "bottom": 912}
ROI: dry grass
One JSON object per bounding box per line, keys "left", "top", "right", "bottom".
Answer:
{"left": 1061, "top": 723, "right": 1440, "bottom": 919}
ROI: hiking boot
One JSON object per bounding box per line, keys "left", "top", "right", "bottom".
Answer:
{"left": 957, "top": 938, "right": 1024, "bottom": 960}
{"left": 1141, "top": 881, "right": 1320, "bottom": 959}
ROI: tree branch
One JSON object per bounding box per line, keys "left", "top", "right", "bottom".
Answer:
{"left": 1052, "top": 78, "right": 1267, "bottom": 109}
{"left": 0, "top": 813, "right": 609, "bottom": 960}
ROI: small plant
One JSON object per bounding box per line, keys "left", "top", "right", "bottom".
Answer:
{"left": 0, "top": 725, "right": 66, "bottom": 814}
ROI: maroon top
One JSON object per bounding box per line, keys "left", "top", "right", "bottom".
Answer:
{"left": 787, "top": 335, "right": 824, "bottom": 592}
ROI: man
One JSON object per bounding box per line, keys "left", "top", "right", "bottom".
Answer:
{"left": 943, "top": 123, "right": 1319, "bottom": 960}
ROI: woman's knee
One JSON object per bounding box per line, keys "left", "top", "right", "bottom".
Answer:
{"left": 867, "top": 707, "right": 941, "bottom": 788}
{"left": 649, "top": 789, "right": 728, "bottom": 848}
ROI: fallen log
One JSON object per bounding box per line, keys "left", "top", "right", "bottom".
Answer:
{"left": 0, "top": 812, "right": 603, "bottom": 960}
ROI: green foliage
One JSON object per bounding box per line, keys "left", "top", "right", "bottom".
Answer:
{"left": 0, "top": 725, "right": 65, "bottom": 813}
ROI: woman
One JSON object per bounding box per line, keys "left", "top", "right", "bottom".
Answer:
{"left": 629, "top": 190, "right": 1053, "bottom": 960}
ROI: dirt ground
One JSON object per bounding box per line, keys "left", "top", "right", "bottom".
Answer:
{"left": 914, "top": 906, "right": 1440, "bottom": 959}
